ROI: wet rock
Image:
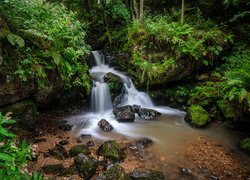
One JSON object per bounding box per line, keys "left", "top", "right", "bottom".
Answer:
{"left": 59, "top": 139, "right": 69, "bottom": 146}
{"left": 0, "top": 100, "right": 38, "bottom": 130}
{"left": 113, "top": 105, "right": 135, "bottom": 122}
{"left": 61, "top": 166, "right": 78, "bottom": 176}
{"left": 98, "top": 119, "right": 113, "bottom": 132}
{"left": 181, "top": 168, "right": 193, "bottom": 175}
{"left": 69, "top": 145, "right": 89, "bottom": 157}
{"left": 132, "top": 104, "right": 141, "bottom": 113}
{"left": 58, "top": 120, "right": 73, "bottom": 131}
{"left": 97, "top": 140, "right": 124, "bottom": 162}
{"left": 138, "top": 108, "right": 161, "bottom": 120}
{"left": 48, "top": 144, "right": 68, "bottom": 160}
{"left": 80, "top": 134, "right": 92, "bottom": 138}
{"left": 76, "top": 137, "right": 82, "bottom": 143}
{"left": 87, "top": 140, "right": 95, "bottom": 147}
{"left": 113, "top": 94, "right": 123, "bottom": 108}
{"left": 210, "top": 175, "right": 219, "bottom": 180}
{"left": 74, "top": 153, "right": 99, "bottom": 179}
{"left": 129, "top": 138, "right": 153, "bottom": 150}
{"left": 129, "top": 168, "right": 164, "bottom": 180}
{"left": 42, "top": 164, "right": 64, "bottom": 174}
{"left": 95, "top": 164, "right": 126, "bottom": 180}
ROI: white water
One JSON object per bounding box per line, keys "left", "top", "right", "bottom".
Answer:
{"left": 67, "top": 51, "right": 185, "bottom": 138}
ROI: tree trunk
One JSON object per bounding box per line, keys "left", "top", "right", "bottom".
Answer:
{"left": 181, "top": 0, "right": 185, "bottom": 25}
{"left": 139, "top": 0, "right": 144, "bottom": 21}
{"left": 133, "top": 0, "right": 139, "bottom": 19}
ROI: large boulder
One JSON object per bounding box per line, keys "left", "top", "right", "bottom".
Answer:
{"left": 0, "top": 100, "right": 38, "bottom": 130}
{"left": 95, "top": 164, "right": 126, "bottom": 180}
{"left": 74, "top": 153, "right": 99, "bottom": 179}
{"left": 129, "top": 169, "right": 164, "bottom": 180}
{"left": 97, "top": 141, "right": 124, "bottom": 162}
{"left": 98, "top": 119, "right": 113, "bottom": 132}
{"left": 113, "top": 105, "right": 135, "bottom": 122}
{"left": 138, "top": 108, "right": 161, "bottom": 120}
{"left": 0, "top": 78, "right": 35, "bottom": 107}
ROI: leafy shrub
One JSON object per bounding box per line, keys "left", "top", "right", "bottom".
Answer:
{"left": 0, "top": 0, "right": 90, "bottom": 91}
{"left": 240, "top": 138, "right": 250, "bottom": 155}
{"left": 120, "top": 14, "right": 232, "bottom": 85}
{"left": 187, "top": 105, "right": 211, "bottom": 127}
{"left": 0, "top": 112, "right": 32, "bottom": 179}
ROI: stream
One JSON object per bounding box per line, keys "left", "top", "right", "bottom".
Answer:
{"left": 64, "top": 51, "right": 250, "bottom": 179}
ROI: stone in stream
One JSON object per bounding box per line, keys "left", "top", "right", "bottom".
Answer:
{"left": 69, "top": 145, "right": 89, "bottom": 157}
{"left": 86, "top": 140, "right": 95, "bottom": 147}
{"left": 113, "top": 105, "right": 135, "bottom": 122}
{"left": 74, "top": 153, "right": 99, "bottom": 179}
{"left": 128, "top": 168, "right": 164, "bottom": 180}
{"left": 95, "top": 164, "right": 126, "bottom": 180}
{"left": 97, "top": 140, "right": 124, "bottom": 162}
{"left": 132, "top": 104, "right": 141, "bottom": 113}
{"left": 59, "top": 139, "right": 69, "bottom": 146}
{"left": 138, "top": 108, "right": 161, "bottom": 120}
{"left": 58, "top": 120, "right": 73, "bottom": 131}
{"left": 129, "top": 138, "right": 153, "bottom": 150}
{"left": 98, "top": 119, "right": 113, "bottom": 132}
{"left": 48, "top": 144, "right": 68, "bottom": 160}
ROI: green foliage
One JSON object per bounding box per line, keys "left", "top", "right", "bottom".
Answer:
{"left": 0, "top": 0, "right": 90, "bottom": 91}
{"left": 119, "top": 14, "right": 232, "bottom": 85}
{"left": 0, "top": 112, "right": 32, "bottom": 179}
{"left": 240, "top": 138, "right": 250, "bottom": 155}
{"left": 187, "top": 105, "right": 211, "bottom": 127}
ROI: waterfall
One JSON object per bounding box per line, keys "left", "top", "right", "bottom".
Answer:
{"left": 90, "top": 51, "right": 154, "bottom": 114}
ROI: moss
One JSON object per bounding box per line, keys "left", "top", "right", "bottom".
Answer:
{"left": 97, "top": 141, "right": 124, "bottom": 162}
{"left": 240, "top": 138, "right": 250, "bottom": 155}
{"left": 69, "top": 145, "right": 89, "bottom": 157}
{"left": 187, "top": 105, "right": 211, "bottom": 128}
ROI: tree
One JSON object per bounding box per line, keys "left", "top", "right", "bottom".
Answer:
{"left": 181, "top": 0, "right": 185, "bottom": 25}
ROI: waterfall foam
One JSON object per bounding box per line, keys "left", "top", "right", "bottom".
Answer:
{"left": 66, "top": 51, "right": 185, "bottom": 139}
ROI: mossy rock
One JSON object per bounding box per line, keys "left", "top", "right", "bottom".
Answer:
{"left": 42, "top": 164, "right": 64, "bottom": 174}
{"left": 240, "top": 138, "right": 250, "bottom": 155}
{"left": 0, "top": 100, "right": 38, "bottom": 130}
{"left": 95, "top": 164, "right": 127, "bottom": 180}
{"left": 69, "top": 145, "right": 89, "bottom": 157}
{"left": 186, "top": 105, "right": 211, "bottom": 128}
{"left": 74, "top": 153, "right": 99, "bottom": 179}
{"left": 97, "top": 140, "right": 124, "bottom": 162}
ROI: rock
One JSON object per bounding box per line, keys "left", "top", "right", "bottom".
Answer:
{"left": 0, "top": 77, "right": 35, "bottom": 107}
{"left": 87, "top": 140, "right": 95, "bottom": 147}
{"left": 42, "top": 164, "right": 64, "bottom": 174}
{"left": 98, "top": 119, "right": 113, "bottom": 132}
{"left": 76, "top": 137, "right": 82, "bottom": 143}
{"left": 60, "top": 166, "right": 78, "bottom": 176}
{"left": 69, "top": 145, "right": 89, "bottom": 157}
{"left": 138, "top": 108, "right": 161, "bottom": 120}
{"left": 113, "top": 105, "right": 135, "bottom": 122}
{"left": 97, "top": 140, "right": 124, "bottom": 162}
{"left": 186, "top": 105, "right": 211, "bottom": 128}
{"left": 129, "top": 169, "right": 164, "bottom": 180}
{"left": 48, "top": 144, "right": 68, "bottom": 160}
{"left": 113, "top": 94, "right": 123, "bottom": 108}
{"left": 74, "top": 153, "right": 99, "bottom": 179}
{"left": 80, "top": 134, "right": 92, "bottom": 138}
{"left": 181, "top": 168, "right": 193, "bottom": 175}
{"left": 0, "top": 100, "right": 38, "bottom": 130}
{"left": 59, "top": 139, "right": 69, "bottom": 146}
{"left": 33, "top": 138, "right": 47, "bottom": 143}
{"left": 58, "top": 120, "right": 73, "bottom": 131}
{"left": 95, "top": 164, "right": 126, "bottom": 180}
{"left": 129, "top": 138, "right": 153, "bottom": 150}
{"left": 132, "top": 104, "right": 141, "bottom": 113}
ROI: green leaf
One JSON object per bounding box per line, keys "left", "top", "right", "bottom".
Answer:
{"left": 0, "top": 127, "right": 16, "bottom": 138}
{"left": 65, "top": 61, "right": 72, "bottom": 71}
{"left": 51, "top": 51, "right": 61, "bottom": 65}
{"left": 6, "top": 33, "right": 25, "bottom": 48}
{"left": 239, "top": 89, "right": 247, "bottom": 103}
{"left": 0, "top": 153, "right": 13, "bottom": 162}
{"left": 202, "top": 60, "right": 209, "bottom": 66}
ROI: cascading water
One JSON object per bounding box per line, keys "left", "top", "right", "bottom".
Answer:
{"left": 67, "top": 51, "right": 185, "bottom": 139}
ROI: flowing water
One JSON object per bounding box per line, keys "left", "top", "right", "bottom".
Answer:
{"left": 66, "top": 51, "right": 250, "bottom": 179}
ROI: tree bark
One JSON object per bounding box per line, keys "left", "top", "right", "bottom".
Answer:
{"left": 139, "top": 0, "right": 144, "bottom": 21}
{"left": 133, "top": 0, "right": 139, "bottom": 19}
{"left": 181, "top": 0, "right": 185, "bottom": 25}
